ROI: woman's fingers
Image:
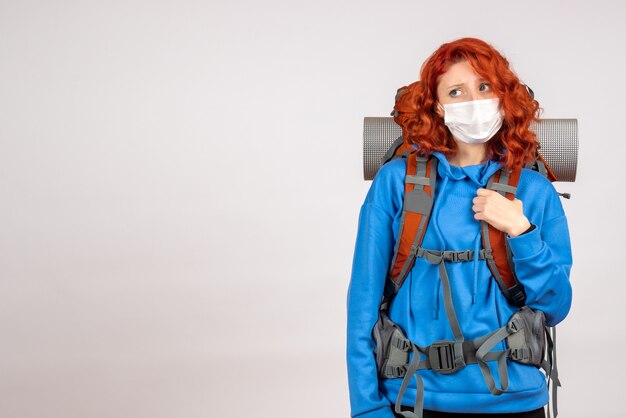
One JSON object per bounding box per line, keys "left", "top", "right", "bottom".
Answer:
{"left": 471, "top": 188, "right": 526, "bottom": 233}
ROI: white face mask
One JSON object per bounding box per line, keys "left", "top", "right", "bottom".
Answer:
{"left": 438, "top": 98, "right": 504, "bottom": 144}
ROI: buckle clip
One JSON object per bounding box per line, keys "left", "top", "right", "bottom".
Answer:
{"left": 510, "top": 347, "right": 530, "bottom": 361}
{"left": 482, "top": 248, "right": 494, "bottom": 261}
{"left": 428, "top": 340, "right": 466, "bottom": 374}
{"left": 507, "top": 318, "right": 522, "bottom": 333}
{"left": 391, "top": 335, "right": 411, "bottom": 352}
{"left": 384, "top": 364, "right": 407, "bottom": 379}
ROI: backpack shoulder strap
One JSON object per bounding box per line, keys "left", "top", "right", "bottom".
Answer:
{"left": 381, "top": 135, "right": 420, "bottom": 166}
{"left": 524, "top": 151, "right": 558, "bottom": 182}
{"left": 380, "top": 152, "right": 438, "bottom": 310}
{"left": 482, "top": 167, "right": 527, "bottom": 307}
{"left": 485, "top": 150, "right": 560, "bottom": 306}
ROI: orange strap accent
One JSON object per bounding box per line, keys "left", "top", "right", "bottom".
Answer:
{"left": 389, "top": 154, "right": 435, "bottom": 285}
{"left": 484, "top": 167, "right": 523, "bottom": 290}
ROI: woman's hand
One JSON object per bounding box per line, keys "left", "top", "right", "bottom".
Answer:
{"left": 472, "top": 188, "right": 531, "bottom": 237}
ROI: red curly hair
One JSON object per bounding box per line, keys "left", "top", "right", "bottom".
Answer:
{"left": 392, "top": 37, "right": 543, "bottom": 172}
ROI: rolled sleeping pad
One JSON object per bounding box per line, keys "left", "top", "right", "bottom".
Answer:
{"left": 363, "top": 117, "right": 578, "bottom": 182}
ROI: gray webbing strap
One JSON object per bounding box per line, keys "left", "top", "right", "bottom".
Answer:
{"left": 405, "top": 175, "right": 430, "bottom": 186}
{"left": 552, "top": 327, "right": 559, "bottom": 417}
{"left": 544, "top": 326, "right": 560, "bottom": 418}
{"left": 438, "top": 261, "right": 463, "bottom": 342}
{"left": 477, "top": 351, "right": 509, "bottom": 395}
{"left": 493, "top": 169, "right": 511, "bottom": 197}
{"left": 489, "top": 182, "right": 517, "bottom": 195}
{"left": 536, "top": 159, "right": 548, "bottom": 178}
{"left": 381, "top": 136, "right": 404, "bottom": 165}
{"left": 416, "top": 248, "right": 480, "bottom": 262}
{"left": 475, "top": 325, "right": 514, "bottom": 395}
{"left": 416, "top": 249, "right": 473, "bottom": 342}
{"left": 394, "top": 345, "right": 426, "bottom": 418}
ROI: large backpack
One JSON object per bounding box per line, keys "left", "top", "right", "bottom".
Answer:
{"left": 369, "top": 86, "right": 574, "bottom": 418}
{"left": 379, "top": 139, "right": 561, "bottom": 311}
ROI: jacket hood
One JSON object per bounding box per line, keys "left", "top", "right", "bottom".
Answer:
{"left": 431, "top": 151, "right": 503, "bottom": 187}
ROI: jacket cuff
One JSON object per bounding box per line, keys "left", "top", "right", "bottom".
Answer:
{"left": 505, "top": 223, "right": 543, "bottom": 260}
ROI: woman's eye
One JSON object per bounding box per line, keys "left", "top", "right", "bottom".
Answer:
{"left": 449, "top": 83, "right": 489, "bottom": 97}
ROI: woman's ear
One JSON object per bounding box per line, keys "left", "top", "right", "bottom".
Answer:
{"left": 435, "top": 102, "right": 444, "bottom": 119}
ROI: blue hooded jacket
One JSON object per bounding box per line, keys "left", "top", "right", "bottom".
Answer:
{"left": 346, "top": 151, "right": 573, "bottom": 417}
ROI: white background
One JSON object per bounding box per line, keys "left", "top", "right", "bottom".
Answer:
{"left": 0, "top": 0, "right": 624, "bottom": 417}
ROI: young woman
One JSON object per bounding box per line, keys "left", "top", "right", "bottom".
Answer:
{"left": 346, "top": 37, "right": 573, "bottom": 418}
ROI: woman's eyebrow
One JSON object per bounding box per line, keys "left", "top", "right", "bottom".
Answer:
{"left": 447, "top": 79, "right": 488, "bottom": 89}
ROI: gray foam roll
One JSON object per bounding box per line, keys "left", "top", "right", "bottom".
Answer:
{"left": 363, "top": 117, "right": 578, "bottom": 182}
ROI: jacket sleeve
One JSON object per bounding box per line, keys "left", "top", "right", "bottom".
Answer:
{"left": 346, "top": 172, "right": 400, "bottom": 418}
{"left": 505, "top": 188, "right": 573, "bottom": 327}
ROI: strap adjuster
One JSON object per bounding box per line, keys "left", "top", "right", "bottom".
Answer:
{"left": 445, "top": 250, "right": 473, "bottom": 262}
{"left": 510, "top": 347, "right": 530, "bottom": 361}
{"left": 507, "top": 283, "right": 527, "bottom": 307}
{"left": 481, "top": 248, "right": 493, "bottom": 260}
{"left": 428, "top": 340, "right": 466, "bottom": 374}
{"left": 383, "top": 364, "right": 407, "bottom": 379}
{"left": 391, "top": 334, "right": 411, "bottom": 351}
{"left": 507, "top": 318, "right": 522, "bottom": 333}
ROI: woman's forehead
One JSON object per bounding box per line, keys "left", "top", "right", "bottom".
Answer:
{"left": 439, "top": 60, "right": 487, "bottom": 87}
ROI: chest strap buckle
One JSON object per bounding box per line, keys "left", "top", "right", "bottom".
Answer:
{"left": 428, "top": 340, "right": 466, "bottom": 374}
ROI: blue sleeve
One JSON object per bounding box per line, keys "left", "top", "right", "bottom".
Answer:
{"left": 505, "top": 183, "right": 573, "bottom": 327}
{"left": 346, "top": 165, "right": 402, "bottom": 418}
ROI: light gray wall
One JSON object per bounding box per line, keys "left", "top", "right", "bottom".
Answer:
{"left": 0, "top": 0, "right": 622, "bottom": 417}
